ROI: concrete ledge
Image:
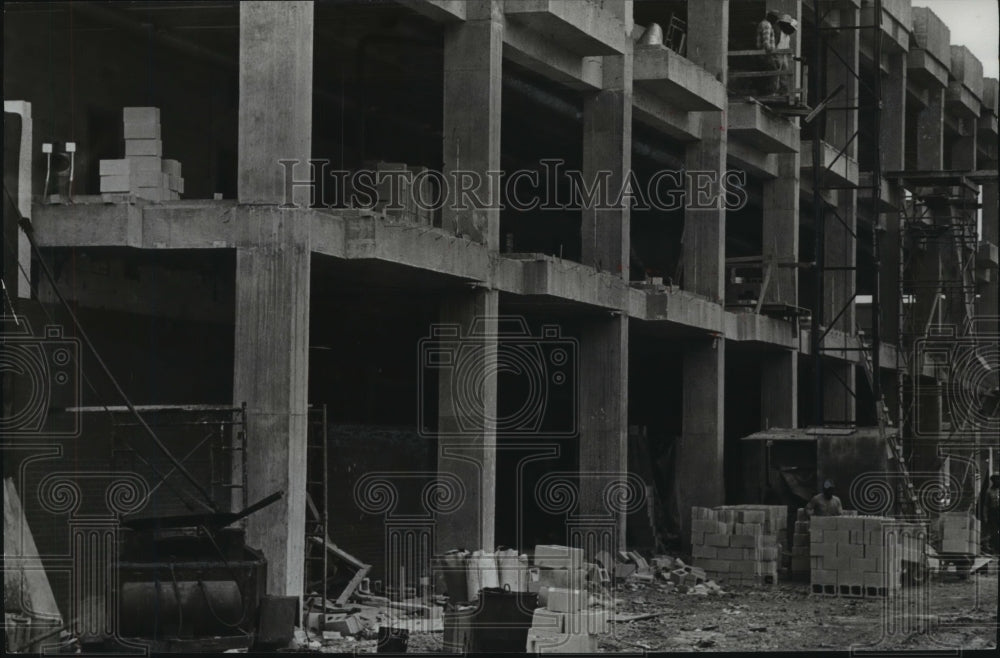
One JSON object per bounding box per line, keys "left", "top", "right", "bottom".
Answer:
{"left": 857, "top": 171, "right": 902, "bottom": 213}
{"left": 503, "top": 0, "right": 627, "bottom": 56}
{"left": 946, "top": 83, "right": 981, "bottom": 120}
{"left": 725, "top": 312, "right": 798, "bottom": 349}
{"left": 629, "top": 287, "right": 725, "bottom": 334}
{"left": 397, "top": 0, "right": 466, "bottom": 22}
{"left": 503, "top": 20, "right": 603, "bottom": 91}
{"left": 512, "top": 254, "right": 629, "bottom": 310}
{"left": 634, "top": 45, "right": 727, "bottom": 111}
{"left": 801, "top": 141, "right": 859, "bottom": 189}
{"left": 633, "top": 88, "right": 700, "bottom": 142}
{"left": 907, "top": 49, "right": 949, "bottom": 89}
{"left": 33, "top": 198, "right": 145, "bottom": 247}
{"left": 728, "top": 101, "right": 798, "bottom": 154}
{"left": 727, "top": 140, "right": 778, "bottom": 180}
{"left": 911, "top": 7, "right": 951, "bottom": 69}
{"left": 949, "top": 46, "right": 984, "bottom": 102}
{"left": 862, "top": 0, "right": 910, "bottom": 53}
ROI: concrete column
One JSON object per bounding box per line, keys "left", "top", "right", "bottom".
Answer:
{"left": 683, "top": 1, "right": 727, "bottom": 303}
{"left": 761, "top": 350, "right": 798, "bottom": 429}
{"left": 679, "top": 337, "right": 725, "bottom": 541}
{"left": 916, "top": 87, "right": 945, "bottom": 171}
{"left": 579, "top": 43, "right": 631, "bottom": 541}
{"left": 880, "top": 53, "right": 907, "bottom": 173}
{"left": 578, "top": 317, "right": 628, "bottom": 545}
{"left": 824, "top": 189, "right": 856, "bottom": 333}
{"left": 435, "top": 292, "right": 499, "bottom": 553}
{"left": 977, "top": 179, "right": 999, "bottom": 319}
{"left": 762, "top": 154, "right": 800, "bottom": 305}
{"left": 233, "top": 1, "right": 313, "bottom": 598}
{"left": 442, "top": 0, "right": 502, "bottom": 250}
{"left": 437, "top": 0, "right": 502, "bottom": 553}
{"left": 581, "top": 54, "right": 632, "bottom": 274}
{"left": 824, "top": 5, "right": 859, "bottom": 159}
{"left": 237, "top": 2, "right": 313, "bottom": 206}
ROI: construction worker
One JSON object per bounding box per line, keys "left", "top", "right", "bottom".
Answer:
{"left": 756, "top": 9, "right": 782, "bottom": 95}
{"left": 806, "top": 480, "right": 844, "bottom": 517}
{"left": 775, "top": 14, "right": 798, "bottom": 95}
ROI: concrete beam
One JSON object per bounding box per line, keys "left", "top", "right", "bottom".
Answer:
{"left": 727, "top": 101, "right": 799, "bottom": 154}
{"left": 233, "top": 1, "right": 314, "bottom": 598}
{"left": 502, "top": 20, "right": 603, "bottom": 91}
{"left": 503, "top": 0, "right": 628, "bottom": 56}
{"left": 727, "top": 140, "right": 778, "bottom": 179}
{"left": 632, "top": 88, "right": 700, "bottom": 142}
{"left": 398, "top": 0, "right": 467, "bottom": 22}
{"left": 633, "top": 44, "right": 727, "bottom": 111}
{"left": 800, "top": 140, "right": 859, "bottom": 189}
{"left": 443, "top": 1, "right": 503, "bottom": 249}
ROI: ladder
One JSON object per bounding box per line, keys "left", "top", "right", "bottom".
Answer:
{"left": 304, "top": 405, "right": 330, "bottom": 605}
{"left": 856, "top": 329, "right": 925, "bottom": 519}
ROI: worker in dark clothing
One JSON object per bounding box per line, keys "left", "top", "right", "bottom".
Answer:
{"left": 756, "top": 9, "right": 782, "bottom": 95}
{"left": 806, "top": 480, "right": 843, "bottom": 517}
{"left": 978, "top": 474, "right": 1000, "bottom": 554}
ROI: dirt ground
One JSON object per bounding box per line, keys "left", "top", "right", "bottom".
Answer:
{"left": 322, "top": 572, "right": 997, "bottom": 653}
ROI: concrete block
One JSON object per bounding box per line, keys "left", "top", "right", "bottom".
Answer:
{"left": 851, "top": 557, "right": 876, "bottom": 572}
{"left": 531, "top": 607, "right": 565, "bottom": 633}
{"left": 135, "top": 186, "right": 164, "bottom": 201}
{"left": 761, "top": 546, "right": 779, "bottom": 561}
{"left": 740, "top": 548, "right": 762, "bottom": 561}
{"left": 134, "top": 170, "right": 169, "bottom": 188}
{"left": 717, "top": 547, "right": 742, "bottom": 560}
{"left": 692, "top": 544, "right": 718, "bottom": 559}
{"left": 130, "top": 155, "right": 162, "bottom": 171}
{"left": 811, "top": 568, "right": 837, "bottom": 585}
{"left": 730, "top": 534, "right": 762, "bottom": 549}
{"left": 791, "top": 557, "right": 810, "bottom": 572}
{"left": 527, "top": 630, "right": 597, "bottom": 654}
{"left": 826, "top": 553, "right": 852, "bottom": 571}
{"left": 167, "top": 175, "right": 184, "bottom": 193}
{"left": 125, "top": 139, "right": 162, "bottom": 157}
{"left": 531, "top": 567, "right": 586, "bottom": 590}
{"left": 123, "top": 120, "right": 160, "bottom": 139}
{"left": 810, "top": 541, "right": 837, "bottom": 557}
{"left": 99, "top": 175, "right": 133, "bottom": 193}
{"left": 810, "top": 517, "right": 839, "bottom": 531}
{"left": 849, "top": 530, "right": 865, "bottom": 544}
{"left": 544, "top": 587, "right": 587, "bottom": 613}
{"left": 793, "top": 532, "right": 810, "bottom": 545}
{"left": 691, "top": 531, "right": 705, "bottom": 546}
{"left": 99, "top": 159, "right": 133, "bottom": 176}
{"left": 795, "top": 521, "right": 810, "bottom": 533}
{"left": 123, "top": 106, "right": 160, "bottom": 123}
{"left": 809, "top": 529, "right": 824, "bottom": 544}
{"left": 705, "top": 534, "right": 730, "bottom": 547}
{"left": 825, "top": 530, "right": 850, "bottom": 545}
{"left": 534, "top": 545, "right": 584, "bottom": 570}
{"left": 161, "top": 158, "right": 182, "bottom": 177}
{"left": 837, "top": 543, "right": 864, "bottom": 559}
{"left": 740, "top": 511, "right": 766, "bottom": 524}
{"left": 837, "top": 570, "right": 864, "bottom": 587}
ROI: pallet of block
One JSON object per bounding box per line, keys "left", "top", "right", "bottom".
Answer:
{"left": 809, "top": 516, "right": 925, "bottom": 598}
{"left": 691, "top": 506, "right": 783, "bottom": 586}
{"left": 932, "top": 512, "right": 980, "bottom": 555}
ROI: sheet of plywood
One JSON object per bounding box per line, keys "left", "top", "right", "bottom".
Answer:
{"left": 4, "top": 477, "right": 62, "bottom": 623}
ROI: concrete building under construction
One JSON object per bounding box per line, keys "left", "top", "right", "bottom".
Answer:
{"left": 2, "top": 0, "right": 998, "bottom": 647}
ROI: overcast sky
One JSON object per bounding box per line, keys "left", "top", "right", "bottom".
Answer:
{"left": 913, "top": 0, "right": 999, "bottom": 79}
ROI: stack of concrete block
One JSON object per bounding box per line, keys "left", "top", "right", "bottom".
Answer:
{"left": 526, "top": 586, "right": 605, "bottom": 653}
{"left": 528, "top": 545, "right": 587, "bottom": 594}
{"left": 690, "top": 505, "right": 784, "bottom": 585}
{"left": 809, "top": 515, "right": 903, "bottom": 598}
{"left": 790, "top": 508, "right": 810, "bottom": 577}
{"left": 99, "top": 107, "right": 183, "bottom": 201}
{"left": 934, "top": 512, "right": 980, "bottom": 554}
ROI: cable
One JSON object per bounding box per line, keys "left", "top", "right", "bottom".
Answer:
{"left": 4, "top": 183, "right": 218, "bottom": 510}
